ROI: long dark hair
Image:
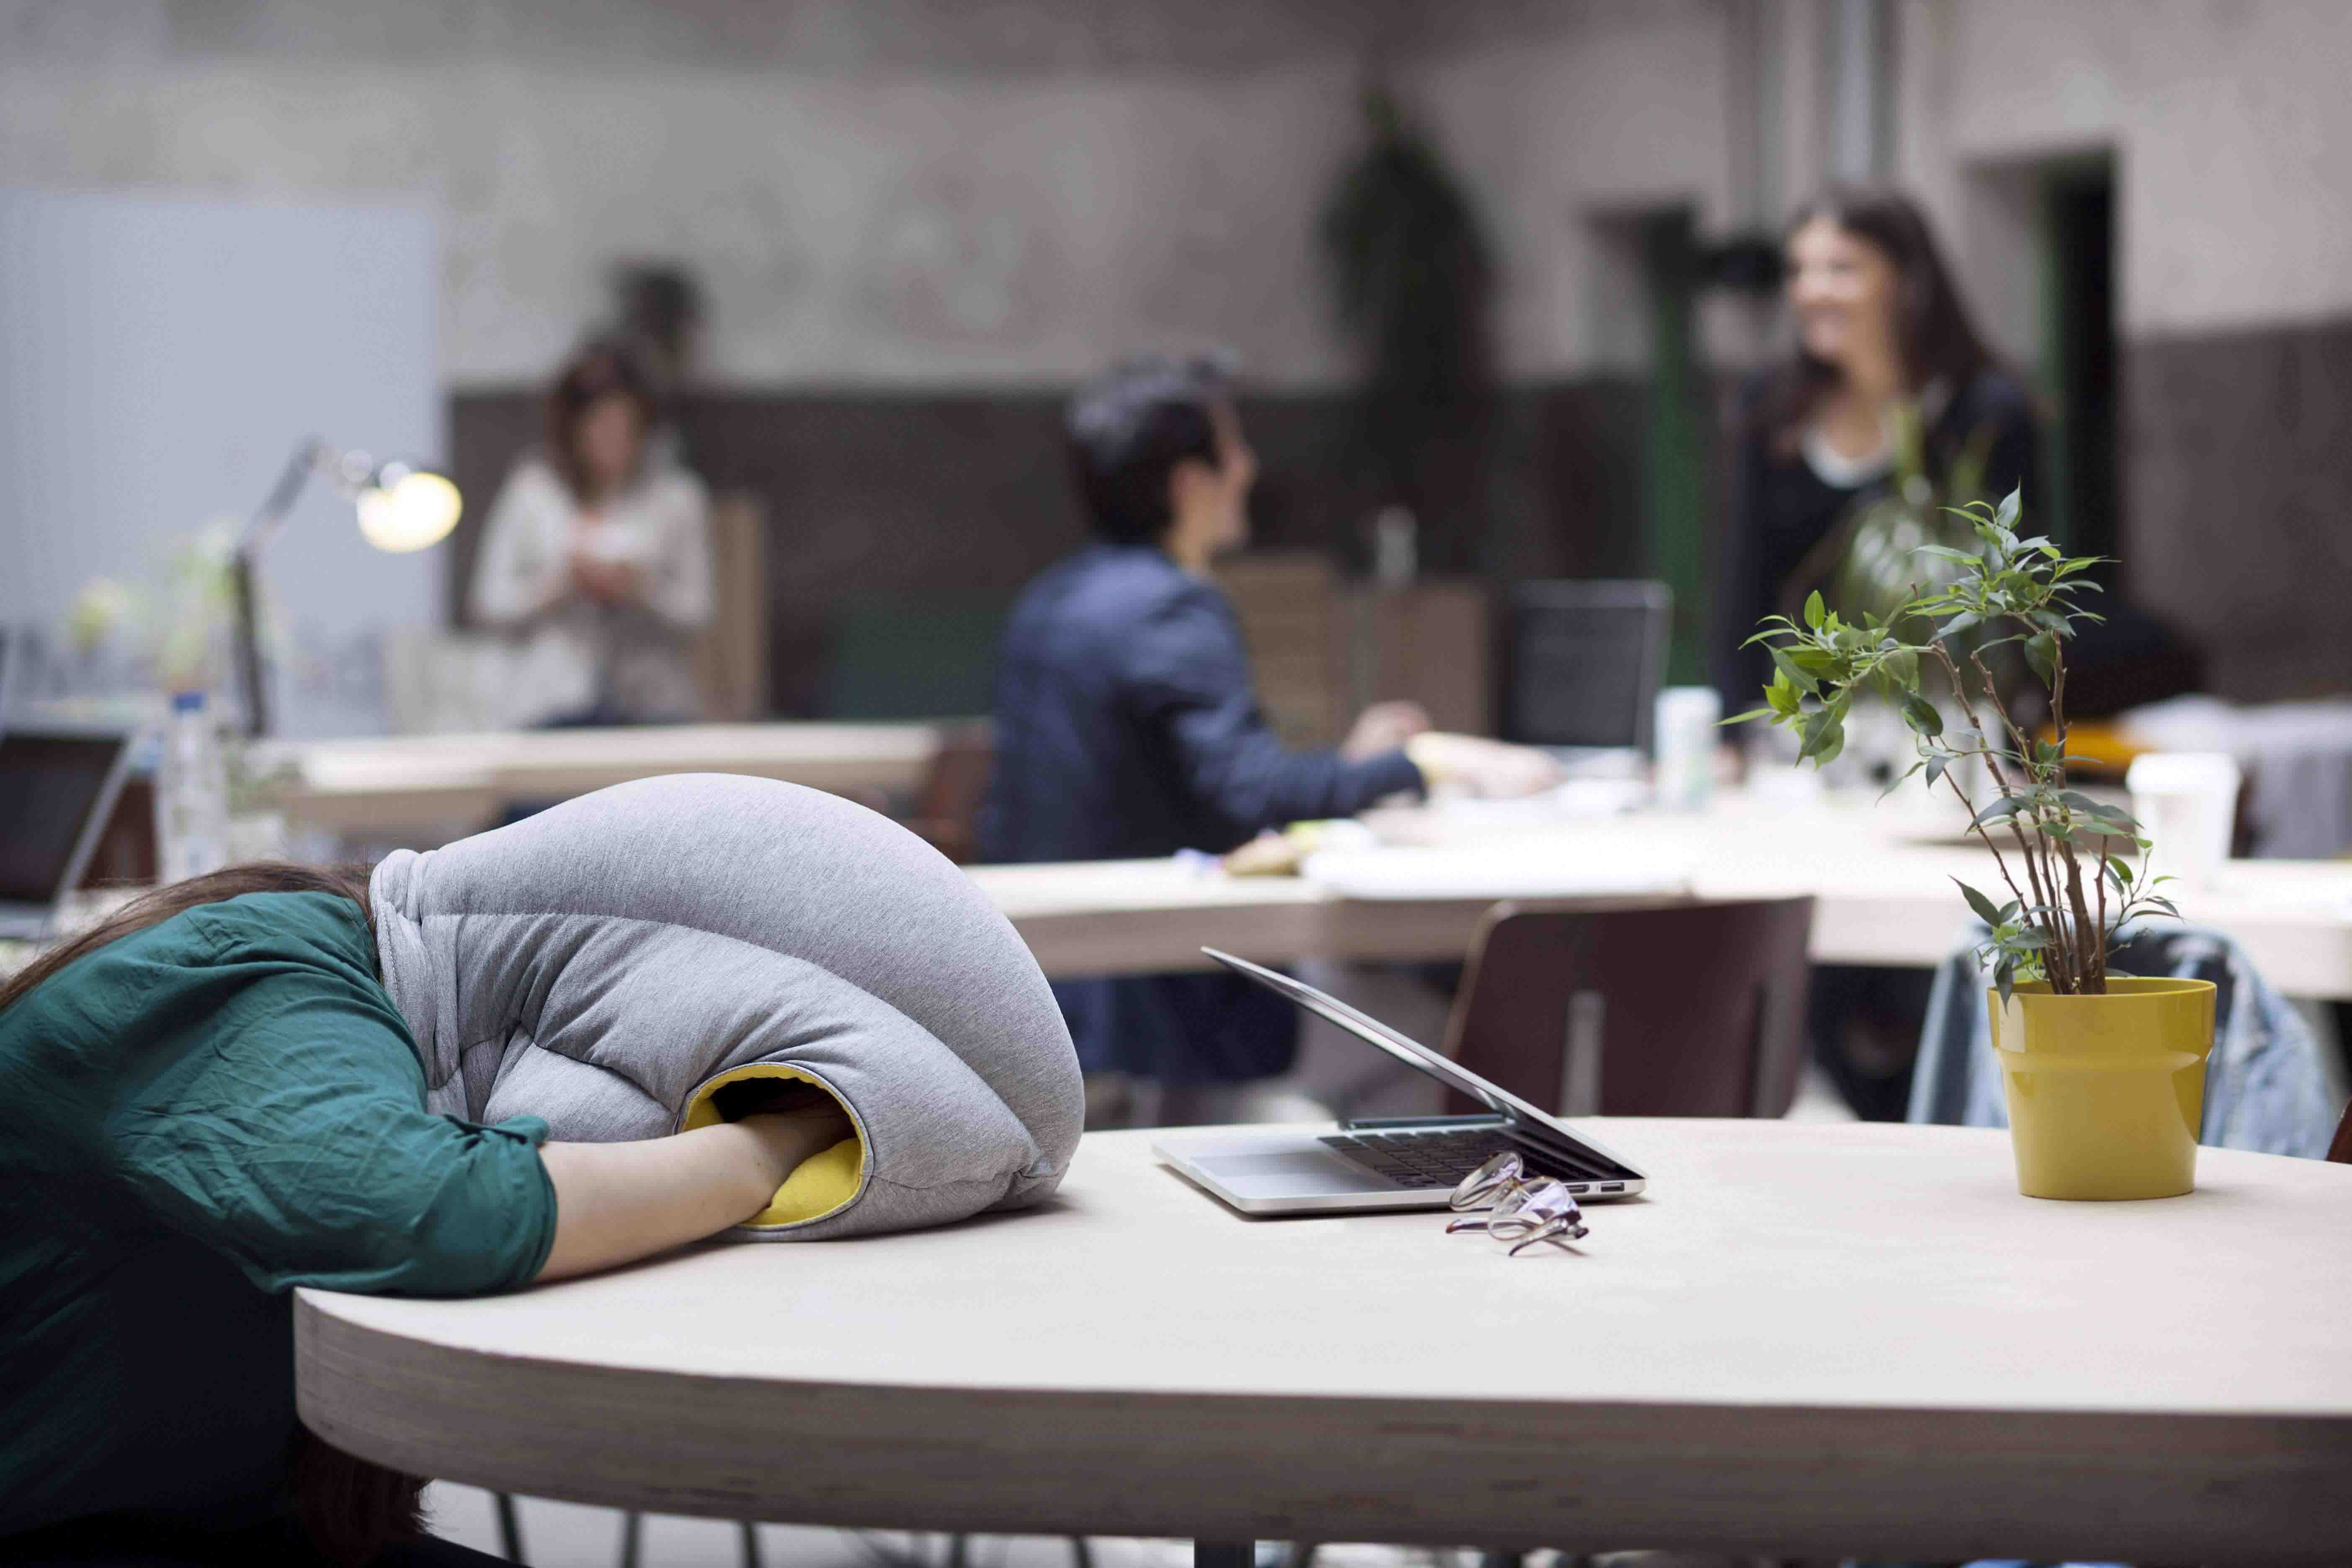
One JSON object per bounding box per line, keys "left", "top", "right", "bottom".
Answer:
{"left": 1759, "top": 186, "right": 1997, "bottom": 454}
{"left": 0, "top": 863, "right": 429, "bottom": 1566}
{"left": 542, "top": 337, "right": 658, "bottom": 503}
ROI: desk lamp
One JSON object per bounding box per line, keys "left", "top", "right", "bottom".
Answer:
{"left": 229, "top": 439, "right": 462, "bottom": 738}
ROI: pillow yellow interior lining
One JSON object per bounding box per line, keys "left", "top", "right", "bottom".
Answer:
{"left": 680, "top": 1063, "right": 866, "bottom": 1228}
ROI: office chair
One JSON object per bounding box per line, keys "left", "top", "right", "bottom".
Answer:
{"left": 1441, "top": 897, "right": 1818, "bottom": 1119}
{"left": 905, "top": 720, "right": 995, "bottom": 865}
{"left": 1502, "top": 580, "right": 1671, "bottom": 756}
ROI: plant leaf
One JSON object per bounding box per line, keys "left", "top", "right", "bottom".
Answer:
{"left": 2024, "top": 629, "right": 2058, "bottom": 687}
{"left": 1899, "top": 693, "right": 1944, "bottom": 737}
{"left": 1769, "top": 647, "right": 1821, "bottom": 697}
{"left": 1995, "top": 487, "right": 2022, "bottom": 532}
{"left": 1973, "top": 795, "right": 2032, "bottom": 826}
{"left": 1804, "top": 589, "right": 1825, "bottom": 629}
{"left": 1955, "top": 878, "right": 2005, "bottom": 928}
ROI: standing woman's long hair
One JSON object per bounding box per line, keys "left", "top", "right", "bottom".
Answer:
{"left": 542, "top": 337, "right": 659, "bottom": 504}
{"left": 1759, "top": 186, "right": 1999, "bottom": 454}
{"left": 0, "top": 864, "right": 429, "bottom": 1567}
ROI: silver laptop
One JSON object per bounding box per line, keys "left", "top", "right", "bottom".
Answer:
{"left": 1153, "top": 950, "right": 1648, "bottom": 1216}
{"left": 0, "top": 729, "right": 139, "bottom": 939}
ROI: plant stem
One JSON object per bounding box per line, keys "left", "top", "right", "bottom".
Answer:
{"left": 1938, "top": 770, "right": 2037, "bottom": 942}
{"left": 1929, "top": 639, "right": 2060, "bottom": 983}
{"left": 1993, "top": 635, "right": 2099, "bottom": 987}
{"left": 2094, "top": 846, "right": 2109, "bottom": 988}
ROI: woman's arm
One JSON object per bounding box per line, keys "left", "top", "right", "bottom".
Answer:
{"left": 638, "top": 475, "right": 716, "bottom": 632}
{"left": 534, "top": 1100, "right": 852, "bottom": 1282}
{"left": 471, "top": 462, "right": 578, "bottom": 629}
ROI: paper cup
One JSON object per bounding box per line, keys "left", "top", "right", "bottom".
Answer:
{"left": 2125, "top": 751, "right": 2241, "bottom": 888}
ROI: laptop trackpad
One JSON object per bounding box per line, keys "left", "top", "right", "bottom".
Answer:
{"left": 1194, "top": 1150, "right": 1395, "bottom": 1196}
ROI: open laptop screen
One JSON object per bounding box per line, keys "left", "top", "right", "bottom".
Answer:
{"left": 0, "top": 733, "right": 132, "bottom": 905}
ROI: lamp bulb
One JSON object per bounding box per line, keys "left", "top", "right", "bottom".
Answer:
{"left": 356, "top": 470, "right": 462, "bottom": 553}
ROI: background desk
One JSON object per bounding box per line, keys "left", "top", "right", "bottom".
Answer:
{"left": 272, "top": 722, "right": 941, "bottom": 839}
{"left": 970, "top": 793, "right": 2352, "bottom": 998}
{"left": 299, "top": 1122, "right": 2352, "bottom": 1565}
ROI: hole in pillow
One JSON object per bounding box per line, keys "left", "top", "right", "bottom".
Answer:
{"left": 682, "top": 1064, "right": 867, "bottom": 1228}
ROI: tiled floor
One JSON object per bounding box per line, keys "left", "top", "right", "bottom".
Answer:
{"left": 425, "top": 1492, "right": 1499, "bottom": 1568}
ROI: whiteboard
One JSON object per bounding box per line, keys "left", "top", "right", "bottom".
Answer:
{"left": 0, "top": 191, "right": 441, "bottom": 736}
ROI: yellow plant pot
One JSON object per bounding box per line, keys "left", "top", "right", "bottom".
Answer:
{"left": 1988, "top": 977, "right": 2216, "bottom": 1200}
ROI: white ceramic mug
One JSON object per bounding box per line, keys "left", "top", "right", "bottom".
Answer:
{"left": 2125, "top": 751, "right": 2242, "bottom": 889}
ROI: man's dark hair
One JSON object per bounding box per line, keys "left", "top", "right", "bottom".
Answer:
{"left": 1066, "top": 355, "right": 1233, "bottom": 544}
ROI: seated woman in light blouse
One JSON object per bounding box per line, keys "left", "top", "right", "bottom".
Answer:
{"left": 471, "top": 340, "right": 714, "bottom": 726}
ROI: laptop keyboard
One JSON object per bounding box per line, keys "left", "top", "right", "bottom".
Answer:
{"left": 1318, "top": 1129, "right": 1614, "bottom": 1191}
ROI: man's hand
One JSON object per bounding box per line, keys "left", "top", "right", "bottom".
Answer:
{"left": 1341, "top": 700, "right": 1433, "bottom": 761}
{"left": 1406, "top": 733, "right": 1564, "bottom": 799}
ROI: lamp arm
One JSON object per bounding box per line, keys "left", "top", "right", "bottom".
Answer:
{"left": 232, "top": 437, "right": 336, "bottom": 739}
{"left": 241, "top": 436, "right": 333, "bottom": 553}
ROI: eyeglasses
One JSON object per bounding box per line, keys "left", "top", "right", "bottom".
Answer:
{"left": 1446, "top": 1151, "right": 1589, "bottom": 1256}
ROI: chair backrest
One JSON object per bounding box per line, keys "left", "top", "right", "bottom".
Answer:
{"left": 1504, "top": 580, "right": 1671, "bottom": 753}
{"left": 1441, "top": 896, "right": 1816, "bottom": 1118}
{"left": 906, "top": 719, "right": 995, "bottom": 865}
{"left": 1910, "top": 921, "right": 2344, "bottom": 1157}
{"left": 694, "top": 493, "right": 770, "bottom": 722}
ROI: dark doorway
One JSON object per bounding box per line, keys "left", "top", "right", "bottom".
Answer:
{"left": 2042, "top": 157, "right": 2118, "bottom": 564}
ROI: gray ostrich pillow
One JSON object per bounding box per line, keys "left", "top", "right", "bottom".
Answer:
{"left": 368, "top": 773, "right": 1082, "bottom": 1240}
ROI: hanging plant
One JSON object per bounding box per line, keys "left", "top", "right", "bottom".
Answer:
{"left": 1320, "top": 86, "right": 1497, "bottom": 564}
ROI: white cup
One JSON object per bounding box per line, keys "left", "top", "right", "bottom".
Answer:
{"left": 1653, "top": 686, "right": 1721, "bottom": 812}
{"left": 2125, "top": 751, "right": 2242, "bottom": 889}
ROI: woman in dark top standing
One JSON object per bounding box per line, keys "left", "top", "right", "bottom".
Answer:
{"left": 1714, "top": 186, "right": 2039, "bottom": 725}
{"left": 1714, "top": 188, "right": 2040, "bottom": 1122}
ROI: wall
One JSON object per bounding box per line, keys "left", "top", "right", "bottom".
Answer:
{"left": 1406, "top": 0, "right": 1739, "bottom": 379}
{"left": 1896, "top": 0, "right": 2352, "bottom": 698}
{"left": 8, "top": 0, "right": 2348, "bottom": 707}
{"left": 0, "top": 0, "right": 1383, "bottom": 387}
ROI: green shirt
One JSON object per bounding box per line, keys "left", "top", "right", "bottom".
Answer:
{"left": 0, "top": 891, "right": 557, "bottom": 1535}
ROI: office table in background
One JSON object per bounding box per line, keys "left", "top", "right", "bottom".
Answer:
{"left": 271, "top": 722, "right": 941, "bottom": 838}
{"left": 298, "top": 1121, "right": 2352, "bottom": 1565}
{"left": 970, "top": 792, "right": 2352, "bottom": 998}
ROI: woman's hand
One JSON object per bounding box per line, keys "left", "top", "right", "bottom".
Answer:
{"left": 737, "top": 1102, "right": 857, "bottom": 1193}
{"left": 534, "top": 1101, "right": 854, "bottom": 1283}
{"left": 569, "top": 551, "right": 645, "bottom": 605}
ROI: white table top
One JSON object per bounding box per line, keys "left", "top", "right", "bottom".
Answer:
{"left": 271, "top": 721, "right": 942, "bottom": 834}
{"left": 298, "top": 1122, "right": 2352, "bottom": 1562}
{"left": 970, "top": 791, "right": 2352, "bottom": 995}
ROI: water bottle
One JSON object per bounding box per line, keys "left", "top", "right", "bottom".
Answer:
{"left": 155, "top": 690, "right": 231, "bottom": 884}
{"left": 1653, "top": 686, "right": 1722, "bottom": 812}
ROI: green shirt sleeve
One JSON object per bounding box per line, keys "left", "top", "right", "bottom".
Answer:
{"left": 103, "top": 895, "right": 557, "bottom": 1297}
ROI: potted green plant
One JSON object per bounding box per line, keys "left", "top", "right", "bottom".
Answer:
{"left": 1734, "top": 490, "right": 2214, "bottom": 1199}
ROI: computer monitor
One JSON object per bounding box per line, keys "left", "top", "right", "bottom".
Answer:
{"left": 1504, "top": 580, "right": 1672, "bottom": 755}
{"left": 0, "top": 730, "right": 137, "bottom": 937}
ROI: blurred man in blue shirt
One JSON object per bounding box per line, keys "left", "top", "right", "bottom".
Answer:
{"left": 982, "top": 356, "right": 1554, "bottom": 1125}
